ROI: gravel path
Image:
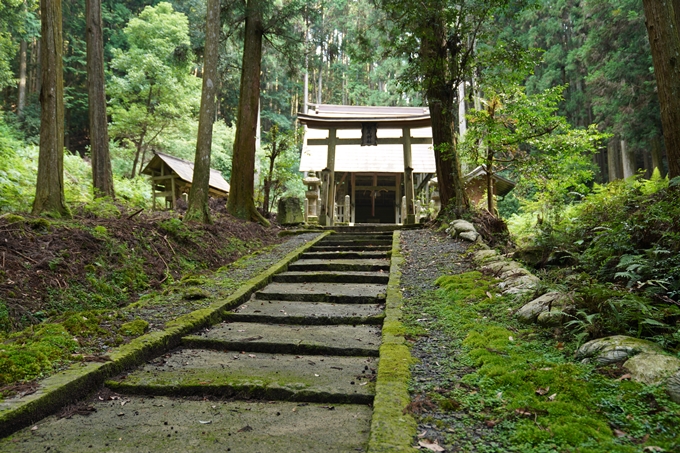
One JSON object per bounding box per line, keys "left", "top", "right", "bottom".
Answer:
{"left": 400, "top": 228, "right": 477, "bottom": 452}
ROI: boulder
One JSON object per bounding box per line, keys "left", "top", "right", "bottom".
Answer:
{"left": 480, "top": 260, "right": 523, "bottom": 274}
{"left": 516, "top": 292, "right": 565, "bottom": 324}
{"left": 459, "top": 231, "right": 480, "bottom": 242}
{"left": 666, "top": 370, "right": 680, "bottom": 403}
{"left": 451, "top": 219, "right": 477, "bottom": 233}
{"left": 513, "top": 247, "right": 549, "bottom": 267}
{"left": 623, "top": 352, "right": 680, "bottom": 385}
{"left": 277, "top": 197, "right": 304, "bottom": 225}
{"left": 499, "top": 274, "right": 540, "bottom": 295}
{"left": 575, "top": 335, "right": 662, "bottom": 365}
{"left": 472, "top": 250, "right": 499, "bottom": 264}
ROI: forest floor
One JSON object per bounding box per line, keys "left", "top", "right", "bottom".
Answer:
{"left": 1, "top": 218, "right": 679, "bottom": 452}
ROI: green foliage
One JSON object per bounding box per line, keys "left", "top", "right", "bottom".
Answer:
{"left": 108, "top": 2, "right": 201, "bottom": 174}
{"left": 82, "top": 197, "right": 121, "bottom": 219}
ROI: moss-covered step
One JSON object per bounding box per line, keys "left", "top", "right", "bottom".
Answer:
{"left": 226, "top": 300, "right": 385, "bottom": 325}
{"left": 288, "top": 259, "right": 390, "bottom": 272}
{"left": 273, "top": 271, "right": 389, "bottom": 284}
{"left": 105, "top": 349, "right": 377, "bottom": 404}
{"left": 255, "top": 282, "right": 386, "bottom": 304}
{"left": 301, "top": 250, "right": 389, "bottom": 260}
{"left": 0, "top": 397, "right": 372, "bottom": 453}
{"left": 183, "top": 322, "right": 381, "bottom": 357}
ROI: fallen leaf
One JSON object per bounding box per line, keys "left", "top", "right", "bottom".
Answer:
{"left": 515, "top": 408, "right": 534, "bottom": 418}
{"left": 248, "top": 354, "right": 256, "bottom": 358}
{"left": 618, "top": 374, "right": 632, "bottom": 381}
{"left": 613, "top": 429, "right": 627, "bottom": 438}
{"left": 417, "top": 430, "right": 427, "bottom": 438}
{"left": 30, "top": 426, "right": 38, "bottom": 431}
{"left": 643, "top": 447, "right": 665, "bottom": 452}
{"left": 199, "top": 420, "right": 212, "bottom": 424}
{"left": 508, "top": 336, "right": 514, "bottom": 342}
{"left": 548, "top": 393, "right": 557, "bottom": 401}
{"left": 556, "top": 342, "right": 564, "bottom": 350}
{"left": 418, "top": 440, "right": 445, "bottom": 452}
{"left": 485, "top": 420, "right": 498, "bottom": 428}
{"left": 535, "top": 387, "right": 550, "bottom": 396}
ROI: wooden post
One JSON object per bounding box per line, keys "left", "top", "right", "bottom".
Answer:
{"left": 170, "top": 175, "right": 177, "bottom": 210}
{"left": 326, "top": 127, "right": 337, "bottom": 226}
{"left": 402, "top": 126, "right": 415, "bottom": 224}
{"left": 351, "top": 172, "right": 356, "bottom": 224}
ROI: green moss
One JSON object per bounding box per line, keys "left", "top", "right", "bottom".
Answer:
{"left": 3, "top": 214, "right": 25, "bottom": 223}
{"left": 28, "top": 217, "right": 51, "bottom": 230}
{"left": 82, "top": 197, "right": 121, "bottom": 219}
{"left": 405, "top": 270, "right": 680, "bottom": 452}
{"left": 62, "top": 311, "right": 107, "bottom": 337}
{"left": 119, "top": 319, "right": 149, "bottom": 337}
{"left": 0, "top": 324, "right": 78, "bottom": 387}
{"left": 182, "top": 288, "right": 211, "bottom": 300}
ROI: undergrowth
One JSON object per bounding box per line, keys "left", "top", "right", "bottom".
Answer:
{"left": 404, "top": 271, "right": 680, "bottom": 452}
{"left": 508, "top": 173, "right": 680, "bottom": 348}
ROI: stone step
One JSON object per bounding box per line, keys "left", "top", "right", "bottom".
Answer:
{"left": 255, "top": 282, "right": 385, "bottom": 304}
{"left": 183, "top": 322, "right": 381, "bottom": 357}
{"left": 319, "top": 239, "right": 392, "bottom": 246}
{"left": 106, "top": 349, "right": 377, "bottom": 404}
{"left": 301, "top": 250, "right": 388, "bottom": 260}
{"left": 273, "top": 271, "right": 388, "bottom": 284}
{"left": 4, "top": 397, "right": 373, "bottom": 452}
{"left": 288, "top": 259, "right": 389, "bottom": 272}
{"left": 310, "top": 244, "right": 392, "bottom": 252}
{"left": 226, "top": 300, "right": 384, "bottom": 325}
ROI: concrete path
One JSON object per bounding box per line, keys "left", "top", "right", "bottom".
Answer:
{"left": 2, "top": 231, "right": 393, "bottom": 452}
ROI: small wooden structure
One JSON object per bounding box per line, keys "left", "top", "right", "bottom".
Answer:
{"left": 141, "top": 151, "right": 230, "bottom": 210}
{"left": 464, "top": 165, "right": 516, "bottom": 206}
{"left": 298, "top": 105, "right": 436, "bottom": 226}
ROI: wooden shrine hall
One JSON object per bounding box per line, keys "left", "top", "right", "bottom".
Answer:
{"left": 298, "top": 105, "right": 437, "bottom": 226}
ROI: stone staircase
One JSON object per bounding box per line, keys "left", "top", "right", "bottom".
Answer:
{"left": 89, "top": 231, "right": 394, "bottom": 451}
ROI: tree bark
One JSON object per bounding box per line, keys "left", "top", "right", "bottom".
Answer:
{"left": 185, "top": 0, "right": 221, "bottom": 224}
{"left": 607, "top": 138, "right": 620, "bottom": 182}
{"left": 17, "top": 40, "right": 27, "bottom": 117}
{"left": 642, "top": 0, "right": 680, "bottom": 179}
{"left": 420, "top": 15, "right": 469, "bottom": 215}
{"left": 621, "top": 139, "right": 636, "bottom": 178}
{"left": 86, "top": 0, "right": 114, "bottom": 198}
{"left": 227, "top": 0, "right": 269, "bottom": 226}
{"left": 651, "top": 135, "right": 665, "bottom": 177}
{"left": 33, "top": 0, "right": 69, "bottom": 217}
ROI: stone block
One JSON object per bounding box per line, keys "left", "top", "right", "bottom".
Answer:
{"left": 278, "top": 197, "right": 304, "bottom": 225}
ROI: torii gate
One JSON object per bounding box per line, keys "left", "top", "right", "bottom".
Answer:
{"left": 298, "top": 105, "right": 434, "bottom": 226}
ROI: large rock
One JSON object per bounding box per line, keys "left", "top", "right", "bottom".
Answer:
{"left": 459, "top": 231, "right": 480, "bottom": 242}
{"left": 516, "top": 292, "right": 565, "bottom": 324}
{"left": 499, "top": 274, "right": 540, "bottom": 295}
{"left": 623, "top": 352, "right": 680, "bottom": 385}
{"left": 472, "top": 250, "right": 499, "bottom": 263}
{"left": 666, "top": 370, "right": 680, "bottom": 403}
{"left": 575, "top": 335, "right": 662, "bottom": 365}
{"left": 451, "top": 219, "right": 477, "bottom": 233}
{"left": 277, "top": 197, "right": 304, "bottom": 225}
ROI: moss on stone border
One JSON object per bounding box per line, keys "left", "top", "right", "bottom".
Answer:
{"left": 368, "top": 230, "right": 418, "bottom": 453}
{"left": 0, "top": 231, "right": 332, "bottom": 438}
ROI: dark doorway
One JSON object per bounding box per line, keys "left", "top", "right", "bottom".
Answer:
{"left": 354, "top": 174, "right": 397, "bottom": 223}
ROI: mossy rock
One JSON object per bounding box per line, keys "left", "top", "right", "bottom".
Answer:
{"left": 119, "top": 319, "right": 149, "bottom": 337}
{"left": 2, "top": 214, "right": 25, "bottom": 224}
{"left": 182, "top": 288, "right": 211, "bottom": 300}
{"left": 575, "top": 335, "right": 662, "bottom": 365}
{"left": 28, "top": 218, "right": 51, "bottom": 230}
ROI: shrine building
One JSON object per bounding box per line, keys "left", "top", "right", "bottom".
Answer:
{"left": 298, "top": 104, "right": 438, "bottom": 226}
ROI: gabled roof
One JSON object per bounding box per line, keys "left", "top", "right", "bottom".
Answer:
{"left": 298, "top": 104, "right": 436, "bottom": 174}
{"left": 141, "top": 152, "right": 230, "bottom": 195}
{"left": 464, "top": 165, "right": 516, "bottom": 196}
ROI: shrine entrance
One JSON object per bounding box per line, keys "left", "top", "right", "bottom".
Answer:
{"left": 354, "top": 173, "right": 398, "bottom": 223}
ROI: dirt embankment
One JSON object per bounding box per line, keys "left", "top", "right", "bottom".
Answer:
{"left": 0, "top": 206, "right": 282, "bottom": 332}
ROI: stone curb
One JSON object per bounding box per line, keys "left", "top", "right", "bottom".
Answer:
{"left": 0, "top": 231, "right": 333, "bottom": 438}
{"left": 368, "top": 230, "right": 418, "bottom": 452}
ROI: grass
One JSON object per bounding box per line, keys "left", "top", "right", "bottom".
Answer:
{"left": 404, "top": 271, "right": 680, "bottom": 452}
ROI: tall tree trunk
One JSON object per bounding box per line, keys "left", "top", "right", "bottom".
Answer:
{"left": 185, "top": 0, "right": 221, "bottom": 224}
{"left": 227, "top": 0, "right": 269, "bottom": 226}
{"left": 621, "top": 139, "right": 636, "bottom": 178}
{"left": 421, "top": 26, "right": 468, "bottom": 214}
{"left": 651, "top": 135, "right": 665, "bottom": 176}
{"left": 642, "top": 0, "right": 680, "bottom": 179}
{"left": 17, "top": 40, "right": 27, "bottom": 117}
{"left": 86, "top": 0, "right": 114, "bottom": 198}
{"left": 607, "top": 138, "right": 620, "bottom": 182}
{"left": 33, "top": 0, "right": 69, "bottom": 217}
